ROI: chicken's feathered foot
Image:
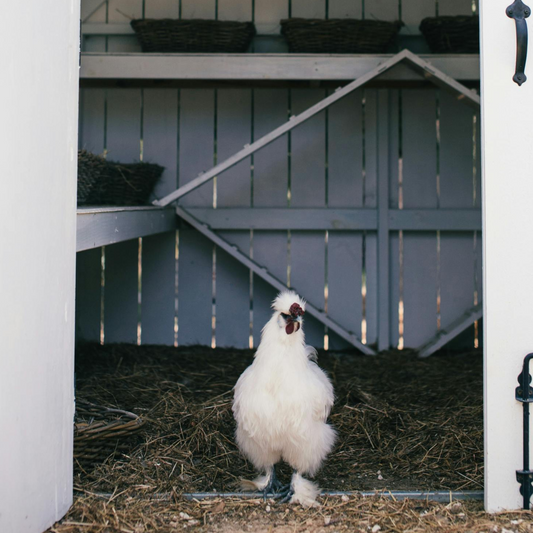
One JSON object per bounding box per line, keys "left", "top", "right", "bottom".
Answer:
{"left": 275, "top": 472, "right": 321, "bottom": 508}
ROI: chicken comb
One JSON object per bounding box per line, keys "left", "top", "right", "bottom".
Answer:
{"left": 289, "top": 303, "right": 304, "bottom": 317}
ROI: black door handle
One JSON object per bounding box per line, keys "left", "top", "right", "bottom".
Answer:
{"left": 507, "top": 0, "right": 531, "bottom": 85}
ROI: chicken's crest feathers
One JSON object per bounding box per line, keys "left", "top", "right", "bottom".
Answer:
{"left": 272, "top": 290, "right": 306, "bottom": 314}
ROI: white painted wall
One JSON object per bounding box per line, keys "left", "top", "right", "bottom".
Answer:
{"left": 481, "top": 0, "right": 533, "bottom": 512}
{"left": 0, "top": 1, "right": 79, "bottom": 531}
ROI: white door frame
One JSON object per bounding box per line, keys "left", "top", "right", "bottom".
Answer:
{"left": 481, "top": 0, "right": 533, "bottom": 512}
{"left": 0, "top": 1, "right": 79, "bottom": 531}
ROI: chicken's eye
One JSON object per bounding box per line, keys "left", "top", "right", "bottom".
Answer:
{"left": 280, "top": 313, "right": 290, "bottom": 321}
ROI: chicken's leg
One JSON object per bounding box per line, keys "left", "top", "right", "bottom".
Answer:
{"left": 262, "top": 465, "right": 288, "bottom": 501}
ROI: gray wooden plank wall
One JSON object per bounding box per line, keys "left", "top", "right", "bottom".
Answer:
{"left": 77, "top": 0, "right": 481, "bottom": 352}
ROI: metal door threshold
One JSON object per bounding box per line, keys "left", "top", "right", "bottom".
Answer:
{"left": 76, "top": 490, "right": 484, "bottom": 503}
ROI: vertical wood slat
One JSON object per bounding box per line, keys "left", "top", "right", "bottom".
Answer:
{"left": 290, "top": 89, "right": 326, "bottom": 208}
{"left": 328, "top": 0, "right": 363, "bottom": 18}
{"left": 252, "top": 88, "right": 289, "bottom": 346}
{"left": 440, "top": 90, "right": 475, "bottom": 209}
{"left": 143, "top": 89, "right": 178, "bottom": 200}
{"left": 389, "top": 231, "right": 400, "bottom": 348}
{"left": 251, "top": 231, "right": 288, "bottom": 344}
{"left": 438, "top": 0, "right": 473, "bottom": 16}
{"left": 107, "top": 0, "right": 142, "bottom": 52}
{"left": 438, "top": 89, "right": 478, "bottom": 349}
{"left": 217, "top": 89, "right": 252, "bottom": 208}
{"left": 176, "top": 228, "right": 214, "bottom": 345}
{"left": 141, "top": 231, "right": 176, "bottom": 344}
{"left": 328, "top": 233, "right": 363, "bottom": 349}
{"left": 177, "top": 88, "right": 215, "bottom": 345}
{"left": 127, "top": 86, "right": 175, "bottom": 341}
{"left": 78, "top": 89, "right": 106, "bottom": 154}
{"left": 218, "top": 0, "right": 253, "bottom": 20}
{"left": 103, "top": 89, "right": 142, "bottom": 343}
{"left": 76, "top": 248, "right": 102, "bottom": 342}
{"left": 364, "top": 90, "right": 379, "bottom": 348}
{"left": 253, "top": 0, "right": 288, "bottom": 52}
{"left": 253, "top": 89, "right": 289, "bottom": 208}
{"left": 144, "top": 0, "right": 181, "bottom": 18}
{"left": 291, "top": 231, "right": 326, "bottom": 348}
{"left": 104, "top": 240, "right": 139, "bottom": 343}
{"left": 388, "top": 90, "right": 400, "bottom": 348}
{"left": 179, "top": 89, "right": 215, "bottom": 207}
{"left": 216, "top": 89, "right": 253, "bottom": 348}
{"left": 440, "top": 233, "right": 476, "bottom": 347}
{"left": 401, "top": 89, "right": 438, "bottom": 348}
{"left": 181, "top": 0, "right": 216, "bottom": 18}
{"left": 377, "top": 89, "right": 390, "bottom": 351}
{"left": 365, "top": 0, "right": 400, "bottom": 21}
{"left": 327, "top": 90, "right": 363, "bottom": 208}
{"left": 217, "top": 231, "right": 251, "bottom": 348}
{"left": 290, "top": 89, "right": 327, "bottom": 347}
{"left": 401, "top": 0, "right": 436, "bottom": 25}
{"left": 327, "top": 88, "right": 363, "bottom": 349}
{"left": 254, "top": 0, "right": 287, "bottom": 30}
{"left": 291, "top": 0, "right": 326, "bottom": 18}
{"left": 82, "top": 0, "right": 107, "bottom": 52}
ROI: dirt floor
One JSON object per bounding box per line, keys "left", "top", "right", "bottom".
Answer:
{"left": 49, "top": 494, "right": 533, "bottom": 533}
{"left": 47, "top": 343, "right": 506, "bottom": 532}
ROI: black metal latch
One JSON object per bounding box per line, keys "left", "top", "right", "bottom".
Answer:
{"left": 516, "top": 353, "right": 533, "bottom": 509}
{"left": 507, "top": 0, "right": 531, "bottom": 85}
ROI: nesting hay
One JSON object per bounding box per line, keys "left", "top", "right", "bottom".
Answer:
{"left": 50, "top": 493, "right": 533, "bottom": 532}
{"left": 73, "top": 343, "right": 483, "bottom": 495}
{"left": 47, "top": 344, "right": 533, "bottom": 532}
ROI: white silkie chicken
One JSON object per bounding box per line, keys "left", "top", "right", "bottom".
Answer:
{"left": 232, "top": 290, "right": 336, "bottom": 507}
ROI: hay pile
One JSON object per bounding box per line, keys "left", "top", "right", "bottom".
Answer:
{"left": 50, "top": 494, "right": 533, "bottom": 533}
{"left": 73, "top": 343, "right": 483, "bottom": 495}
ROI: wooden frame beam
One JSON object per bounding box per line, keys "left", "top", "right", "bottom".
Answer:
{"left": 80, "top": 53, "right": 480, "bottom": 83}
{"left": 154, "top": 50, "right": 480, "bottom": 207}
{"left": 177, "top": 206, "right": 376, "bottom": 355}
{"left": 417, "top": 304, "right": 483, "bottom": 358}
{"left": 81, "top": 0, "right": 106, "bottom": 22}
{"left": 184, "top": 208, "right": 482, "bottom": 231}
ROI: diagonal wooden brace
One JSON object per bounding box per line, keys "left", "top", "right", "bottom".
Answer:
{"left": 417, "top": 303, "right": 483, "bottom": 357}
{"left": 177, "top": 206, "right": 376, "bottom": 355}
{"left": 154, "top": 50, "right": 480, "bottom": 207}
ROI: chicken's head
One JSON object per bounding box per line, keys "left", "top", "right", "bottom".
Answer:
{"left": 272, "top": 290, "right": 306, "bottom": 335}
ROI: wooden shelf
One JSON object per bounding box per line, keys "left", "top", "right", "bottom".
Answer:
{"left": 80, "top": 52, "right": 480, "bottom": 82}
{"left": 77, "top": 206, "right": 176, "bottom": 252}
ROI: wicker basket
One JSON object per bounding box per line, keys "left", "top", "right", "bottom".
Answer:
{"left": 74, "top": 400, "right": 145, "bottom": 466}
{"left": 130, "top": 19, "right": 256, "bottom": 53}
{"left": 77, "top": 150, "right": 109, "bottom": 205}
{"left": 101, "top": 161, "right": 164, "bottom": 206}
{"left": 280, "top": 18, "right": 403, "bottom": 54}
{"left": 419, "top": 16, "right": 479, "bottom": 53}
{"left": 77, "top": 151, "right": 164, "bottom": 206}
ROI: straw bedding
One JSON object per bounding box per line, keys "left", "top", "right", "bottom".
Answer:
{"left": 72, "top": 343, "right": 483, "bottom": 494}
{"left": 46, "top": 344, "right": 533, "bottom": 532}
{"left": 49, "top": 495, "right": 533, "bottom": 533}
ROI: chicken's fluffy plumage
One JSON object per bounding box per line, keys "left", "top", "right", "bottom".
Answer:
{"left": 232, "top": 291, "right": 336, "bottom": 507}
